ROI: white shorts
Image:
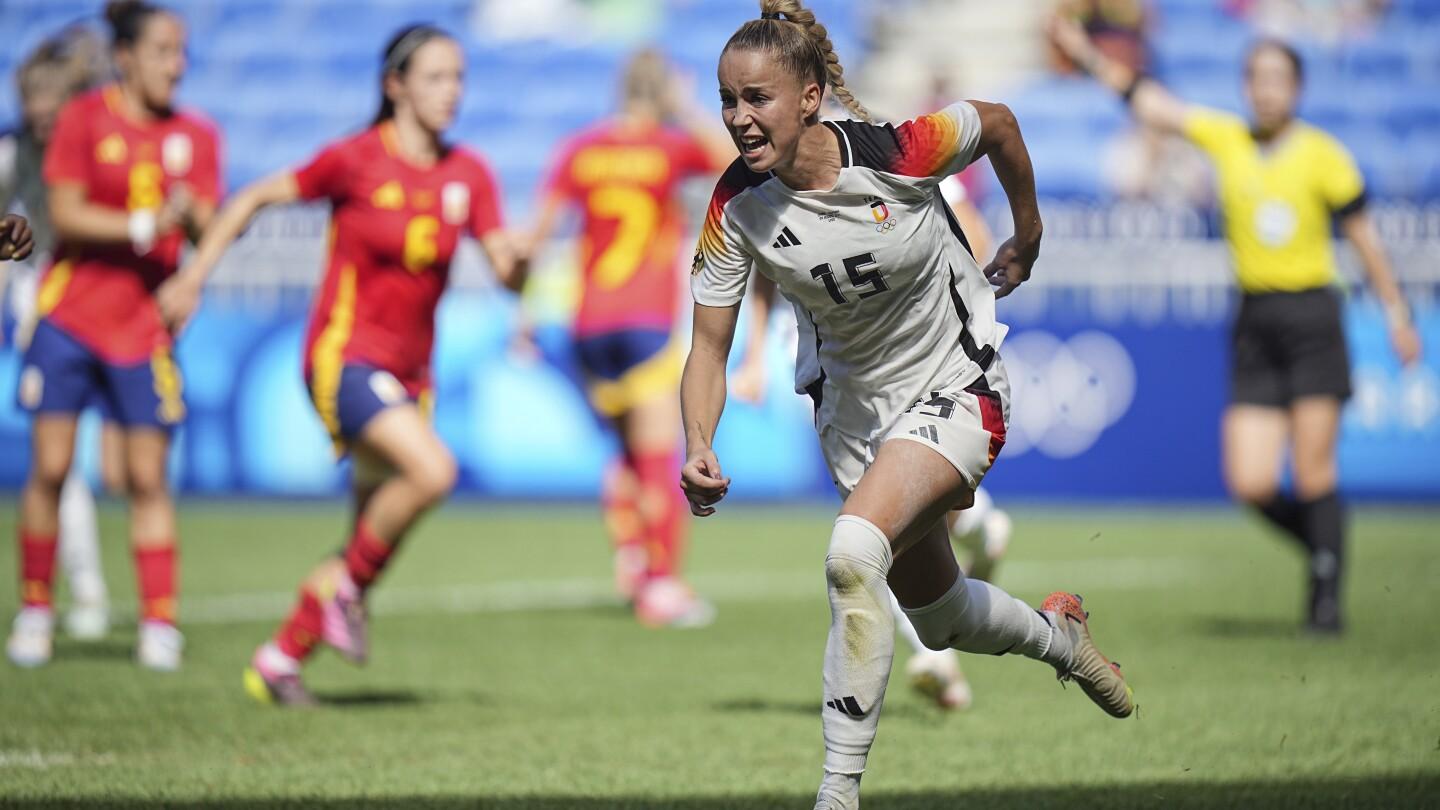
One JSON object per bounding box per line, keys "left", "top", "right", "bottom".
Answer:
{"left": 819, "top": 358, "right": 1010, "bottom": 500}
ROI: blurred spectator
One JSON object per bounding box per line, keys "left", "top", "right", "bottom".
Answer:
{"left": 1229, "top": 0, "right": 1391, "bottom": 43}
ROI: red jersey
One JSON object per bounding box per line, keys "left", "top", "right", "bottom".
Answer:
{"left": 543, "top": 121, "right": 719, "bottom": 336}
{"left": 297, "top": 122, "right": 504, "bottom": 392}
{"left": 39, "top": 86, "right": 221, "bottom": 364}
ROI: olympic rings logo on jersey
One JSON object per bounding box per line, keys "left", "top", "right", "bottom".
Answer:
{"left": 867, "top": 196, "right": 897, "bottom": 233}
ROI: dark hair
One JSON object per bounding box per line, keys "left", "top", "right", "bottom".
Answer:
{"left": 373, "top": 24, "right": 450, "bottom": 125}
{"left": 722, "top": 0, "right": 870, "bottom": 122}
{"left": 104, "top": 0, "right": 164, "bottom": 49}
{"left": 1246, "top": 38, "right": 1304, "bottom": 85}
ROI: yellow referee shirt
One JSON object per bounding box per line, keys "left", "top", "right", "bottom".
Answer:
{"left": 1183, "top": 107, "right": 1367, "bottom": 293}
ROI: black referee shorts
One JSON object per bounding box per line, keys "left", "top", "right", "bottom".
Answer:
{"left": 1230, "top": 287, "right": 1352, "bottom": 407}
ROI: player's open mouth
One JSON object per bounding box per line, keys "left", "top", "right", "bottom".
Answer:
{"left": 739, "top": 135, "right": 768, "bottom": 159}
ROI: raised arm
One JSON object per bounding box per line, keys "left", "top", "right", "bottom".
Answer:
{"left": 680, "top": 300, "right": 741, "bottom": 516}
{"left": 1048, "top": 16, "right": 1189, "bottom": 135}
{"left": 1340, "top": 210, "right": 1422, "bottom": 366}
{"left": 968, "top": 100, "right": 1042, "bottom": 298}
{"left": 156, "top": 170, "right": 301, "bottom": 332}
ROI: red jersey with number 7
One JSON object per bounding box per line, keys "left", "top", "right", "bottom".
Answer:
{"left": 39, "top": 86, "right": 221, "bottom": 364}
{"left": 543, "top": 121, "right": 720, "bottom": 337}
{"left": 295, "top": 122, "right": 504, "bottom": 393}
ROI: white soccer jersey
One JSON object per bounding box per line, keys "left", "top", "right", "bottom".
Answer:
{"left": 692, "top": 101, "right": 1007, "bottom": 442}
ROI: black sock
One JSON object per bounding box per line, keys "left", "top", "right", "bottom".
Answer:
{"left": 1301, "top": 492, "right": 1345, "bottom": 631}
{"left": 1255, "top": 494, "right": 1309, "bottom": 549}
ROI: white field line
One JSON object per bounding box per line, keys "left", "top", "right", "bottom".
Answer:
{"left": 180, "top": 557, "right": 1197, "bottom": 626}
{"left": 0, "top": 750, "right": 117, "bottom": 769}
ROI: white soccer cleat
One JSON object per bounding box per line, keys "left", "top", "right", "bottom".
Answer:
{"left": 137, "top": 620, "right": 184, "bottom": 672}
{"left": 7, "top": 607, "right": 55, "bottom": 668}
{"left": 905, "top": 648, "right": 973, "bottom": 711}
{"left": 634, "top": 577, "right": 716, "bottom": 629}
{"left": 966, "top": 508, "right": 1012, "bottom": 584}
{"left": 64, "top": 600, "right": 110, "bottom": 641}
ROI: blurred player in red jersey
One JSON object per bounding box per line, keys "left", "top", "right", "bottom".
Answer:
{"left": 529, "top": 50, "right": 732, "bottom": 627}
{"left": 7, "top": 1, "right": 220, "bottom": 671}
{"left": 161, "top": 26, "right": 524, "bottom": 705}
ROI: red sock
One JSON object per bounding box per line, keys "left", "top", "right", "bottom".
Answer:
{"left": 343, "top": 521, "right": 394, "bottom": 591}
{"left": 633, "top": 452, "right": 687, "bottom": 580}
{"left": 19, "top": 531, "right": 58, "bottom": 609}
{"left": 134, "top": 544, "right": 177, "bottom": 625}
{"left": 602, "top": 462, "right": 644, "bottom": 551}
{"left": 274, "top": 590, "right": 324, "bottom": 661}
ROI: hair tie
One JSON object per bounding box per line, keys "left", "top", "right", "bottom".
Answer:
{"left": 383, "top": 26, "right": 441, "bottom": 75}
{"left": 760, "top": 12, "right": 782, "bottom": 19}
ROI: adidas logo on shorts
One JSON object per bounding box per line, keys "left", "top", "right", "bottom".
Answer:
{"left": 908, "top": 425, "right": 939, "bottom": 443}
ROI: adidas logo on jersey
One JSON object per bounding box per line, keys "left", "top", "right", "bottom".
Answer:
{"left": 826, "top": 696, "right": 864, "bottom": 717}
{"left": 772, "top": 226, "right": 802, "bottom": 248}
{"left": 908, "top": 425, "right": 939, "bottom": 443}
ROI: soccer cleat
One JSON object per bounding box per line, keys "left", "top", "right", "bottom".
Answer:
{"left": 634, "top": 577, "right": 716, "bottom": 629}
{"left": 244, "top": 643, "right": 316, "bottom": 707}
{"left": 136, "top": 620, "right": 184, "bottom": 672}
{"left": 64, "top": 600, "right": 110, "bottom": 641}
{"left": 906, "top": 648, "right": 973, "bottom": 711}
{"left": 319, "top": 571, "right": 368, "bottom": 664}
{"left": 966, "top": 508, "right": 1012, "bottom": 583}
{"left": 6, "top": 607, "right": 55, "bottom": 668}
{"left": 1042, "top": 592, "right": 1134, "bottom": 718}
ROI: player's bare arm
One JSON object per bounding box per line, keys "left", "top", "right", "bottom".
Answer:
{"left": 1340, "top": 209, "right": 1422, "bottom": 365}
{"left": 1047, "top": 15, "right": 1189, "bottom": 135}
{"left": 157, "top": 170, "right": 300, "bottom": 333}
{"left": 680, "top": 301, "right": 740, "bottom": 516}
{"left": 479, "top": 229, "right": 528, "bottom": 293}
{"left": 969, "top": 100, "right": 1041, "bottom": 298}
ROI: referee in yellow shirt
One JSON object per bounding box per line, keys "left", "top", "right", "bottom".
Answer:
{"left": 1050, "top": 20, "right": 1422, "bottom": 634}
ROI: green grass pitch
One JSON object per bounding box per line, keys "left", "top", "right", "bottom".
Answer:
{"left": 0, "top": 501, "right": 1437, "bottom": 808}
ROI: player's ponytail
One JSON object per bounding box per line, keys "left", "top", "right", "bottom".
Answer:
{"left": 374, "top": 24, "right": 450, "bottom": 125}
{"left": 724, "top": 0, "right": 872, "bottom": 124}
{"left": 104, "top": 0, "right": 162, "bottom": 49}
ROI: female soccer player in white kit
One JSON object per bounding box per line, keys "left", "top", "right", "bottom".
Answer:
{"left": 680, "top": 3, "right": 1134, "bottom": 807}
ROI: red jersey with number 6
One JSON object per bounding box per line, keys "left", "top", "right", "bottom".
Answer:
{"left": 296, "top": 122, "right": 504, "bottom": 393}
{"left": 543, "top": 122, "right": 719, "bottom": 337}
{"left": 39, "top": 86, "right": 221, "bottom": 364}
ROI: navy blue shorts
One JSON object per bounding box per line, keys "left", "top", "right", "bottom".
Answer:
{"left": 307, "top": 364, "right": 426, "bottom": 454}
{"left": 573, "top": 329, "right": 678, "bottom": 417}
{"left": 16, "top": 319, "right": 184, "bottom": 430}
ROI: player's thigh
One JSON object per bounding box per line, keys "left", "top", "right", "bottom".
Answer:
{"left": 99, "top": 420, "right": 128, "bottom": 495}
{"left": 888, "top": 519, "right": 961, "bottom": 609}
{"left": 120, "top": 427, "right": 172, "bottom": 497}
{"left": 617, "top": 392, "right": 680, "bottom": 456}
{"left": 841, "top": 438, "right": 971, "bottom": 557}
{"left": 28, "top": 415, "right": 80, "bottom": 486}
{"left": 1288, "top": 395, "right": 1341, "bottom": 498}
{"left": 1221, "top": 404, "right": 1289, "bottom": 502}
{"left": 357, "top": 404, "right": 456, "bottom": 497}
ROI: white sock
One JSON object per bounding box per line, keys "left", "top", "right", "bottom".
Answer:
{"left": 889, "top": 592, "right": 929, "bottom": 657}
{"left": 58, "top": 470, "right": 107, "bottom": 606}
{"left": 902, "top": 572, "right": 1070, "bottom": 669}
{"left": 814, "top": 771, "right": 862, "bottom": 810}
{"left": 821, "top": 515, "right": 895, "bottom": 777}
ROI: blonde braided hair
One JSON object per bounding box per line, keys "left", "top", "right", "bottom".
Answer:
{"left": 725, "top": 0, "right": 873, "bottom": 123}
